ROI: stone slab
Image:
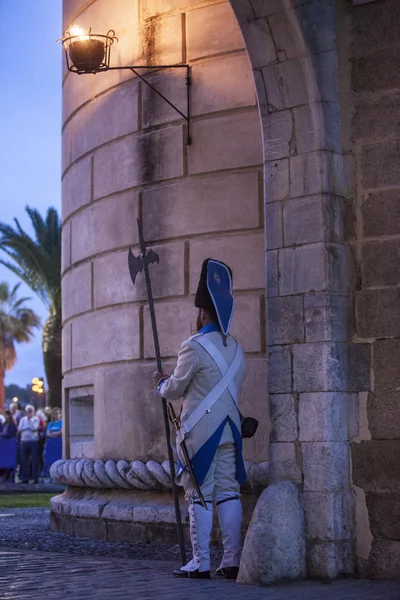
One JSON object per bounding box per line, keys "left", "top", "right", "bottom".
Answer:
{"left": 71, "top": 191, "right": 139, "bottom": 263}
{"left": 299, "top": 393, "right": 357, "bottom": 442}
{"left": 270, "top": 394, "right": 298, "bottom": 442}
{"left": 293, "top": 342, "right": 347, "bottom": 393}
{"left": 267, "top": 296, "right": 304, "bottom": 345}
{"left": 71, "top": 305, "right": 140, "bottom": 369}
{"left": 268, "top": 346, "right": 292, "bottom": 394}
{"left": 362, "top": 189, "right": 400, "bottom": 237}
{"left": 62, "top": 156, "right": 92, "bottom": 222}
{"left": 367, "top": 391, "right": 400, "bottom": 440}
{"left": 362, "top": 240, "right": 400, "bottom": 288}
{"left": 352, "top": 47, "right": 400, "bottom": 94}
{"left": 269, "top": 442, "right": 302, "bottom": 484}
{"left": 189, "top": 233, "right": 265, "bottom": 293}
{"left": 142, "top": 172, "right": 261, "bottom": 240}
{"left": 186, "top": 2, "right": 244, "bottom": 61}
{"left": 62, "top": 262, "right": 92, "bottom": 321}
{"left": 351, "top": 440, "right": 400, "bottom": 492}
{"left": 361, "top": 140, "right": 400, "bottom": 190}
{"left": 188, "top": 111, "right": 263, "bottom": 175}
{"left": 303, "top": 442, "right": 350, "bottom": 492}
{"left": 356, "top": 289, "right": 400, "bottom": 338}
{"left": 93, "top": 127, "right": 184, "bottom": 199}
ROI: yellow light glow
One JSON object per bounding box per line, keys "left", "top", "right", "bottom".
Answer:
{"left": 12, "top": 397, "right": 18, "bottom": 403}
{"left": 70, "top": 24, "right": 89, "bottom": 41}
{"left": 32, "top": 385, "right": 39, "bottom": 392}
{"left": 32, "top": 377, "right": 39, "bottom": 384}
{"left": 37, "top": 388, "right": 44, "bottom": 394}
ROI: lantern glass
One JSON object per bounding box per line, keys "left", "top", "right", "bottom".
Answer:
{"left": 58, "top": 28, "right": 118, "bottom": 74}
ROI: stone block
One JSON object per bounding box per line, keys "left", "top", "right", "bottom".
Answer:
{"left": 92, "top": 30, "right": 140, "bottom": 97}
{"left": 62, "top": 71, "right": 93, "bottom": 125}
{"left": 310, "top": 50, "right": 340, "bottom": 103}
{"left": 279, "top": 243, "right": 326, "bottom": 295}
{"left": 356, "top": 289, "right": 400, "bottom": 338}
{"left": 93, "top": 126, "right": 183, "bottom": 199}
{"left": 71, "top": 305, "right": 140, "bottom": 369}
{"left": 290, "top": 151, "right": 348, "bottom": 198}
{"left": 238, "top": 481, "right": 306, "bottom": 584}
{"left": 71, "top": 191, "right": 139, "bottom": 263}
{"left": 269, "top": 442, "right": 302, "bottom": 484}
{"left": 350, "top": 0, "right": 400, "bottom": 57}
{"left": 348, "top": 343, "right": 371, "bottom": 392}
{"left": 361, "top": 140, "right": 400, "bottom": 190}
{"left": 266, "top": 250, "right": 279, "bottom": 297}
{"left": 189, "top": 233, "right": 265, "bottom": 293}
{"left": 186, "top": 3, "right": 244, "bottom": 61}
{"left": 296, "top": 1, "right": 337, "bottom": 55}
{"left": 268, "top": 9, "right": 308, "bottom": 59}
{"left": 94, "top": 362, "right": 168, "bottom": 460}
{"left": 141, "top": 70, "right": 187, "bottom": 129}
{"left": 280, "top": 243, "right": 349, "bottom": 296}
{"left": 62, "top": 155, "right": 92, "bottom": 222}
{"left": 352, "top": 94, "right": 400, "bottom": 143}
{"left": 263, "top": 58, "right": 316, "bottom": 110}
{"left": 70, "top": 0, "right": 138, "bottom": 37}
{"left": 263, "top": 110, "right": 293, "bottom": 161}
{"left": 142, "top": 0, "right": 186, "bottom": 19}
{"left": 229, "top": 0, "right": 255, "bottom": 25}
{"left": 351, "top": 440, "right": 400, "bottom": 492}
{"left": 362, "top": 240, "right": 400, "bottom": 287}
{"left": 367, "top": 491, "right": 400, "bottom": 540}
{"left": 62, "top": 125, "right": 70, "bottom": 175}
{"left": 352, "top": 47, "right": 400, "bottom": 94}
{"left": 369, "top": 540, "right": 400, "bottom": 581}
{"left": 362, "top": 189, "right": 400, "bottom": 237}
{"left": 240, "top": 357, "right": 269, "bottom": 463}
{"left": 61, "top": 220, "right": 71, "bottom": 273}
{"left": 188, "top": 111, "right": 263, "bottom": 175}
{"left": 307, "top": 540, "right": 353, "bottom": 579}
{"left": 268, "top": 346, "right": 292, "bottom": 393}
{"left": 303, "top": 441, "right": 350, "bottom": 491}
{"left": 71, "top": 81, "right": 140, "bottom": 161}
{"left": 94, "top": 241, "right": 185, "bottom": 308}
{"left": 240, "top": 18, "right": 277, "bottom": 70}
{"left": 373, "top": 339, "right": 400, "bottom": 392}
{"left": 367, "top": 391, "right": 400, "bottom": 440}
{"left": 270, "top": 394, "right": 298, "bottom": 442}
{"left": 293, "top": 342, "right": 347, "bottom": 392}
{"left": 62, "top": 0, "right": 84, "bottom": 29}
{"left": 265, "top": 158, "right": 289, "bottom": 202}
{"left": 62, "top": 263, "right": 92, "bottom": 321}
{"left": 232, "top": 295, "right": 263, "bottom": 353}
{"left": 142, "top": 172, "right": 261, "bottom": 240}
{"left": 303, "top": 491, "right": 354, "bottom": 541}
{"left": 62, "top": 323, "right": 71, "bottom": 374}
{"left": 192, "top": 53, "right": 257, "bottom": 117}
{"left": 267, "top": 296, "right": 304, "bottom": 345}
{"left": 304, "top": 293, "right": 348, "bottom": 342}
{"left": 299, "top": 393, "right": 357, "bottom": 442}
{"left": 73, "top": 517, "right": 107, "bottom": 541}
{"left": 293, "top": 102, "right": 340, "bottom": 154}
{"left": 283, "top": 194, "right": 343, "bottom": 247}
{"left": 250, "top": 0, "right": 287, "bottom": 17}
{"left": 140, "top": 14, "right": 183, "bottom": 65}
{"left": 266, "top": 201, "right": 283, "bottom": 250}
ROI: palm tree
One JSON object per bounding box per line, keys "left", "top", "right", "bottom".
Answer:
{"left": 0, "top": 207, "right": 61, "bottom": 406}
{"left": 0, "top": 282, "right": 40, "bottom": 410}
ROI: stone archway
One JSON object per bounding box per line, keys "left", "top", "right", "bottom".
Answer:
{"left": 57, "top": 0, "right": 355, "bottom": 581}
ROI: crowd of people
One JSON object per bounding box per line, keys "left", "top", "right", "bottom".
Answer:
{"left": 0, "top": 403, "right": 62, "bottom": 484}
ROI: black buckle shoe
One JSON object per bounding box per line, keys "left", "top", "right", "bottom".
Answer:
{"left": 173, "top": 568, "right": 211, "bottom": 579}
{"left": 215, "top": 566, "right": 239, "bottom": 580}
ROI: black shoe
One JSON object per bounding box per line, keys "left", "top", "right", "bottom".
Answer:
{"left": 215, "top": 566, "right": 239, "bottom": 580}
{"left": 173, "top": 568, "right": 211, "bottom": 579}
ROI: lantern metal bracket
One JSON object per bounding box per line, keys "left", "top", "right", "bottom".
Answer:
{"left": 109, "top": 65, "right": 192, "bottom": 145}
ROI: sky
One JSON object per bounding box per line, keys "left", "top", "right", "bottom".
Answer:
{"left": 0, "top": 0, "right": 62, "bottom": 389}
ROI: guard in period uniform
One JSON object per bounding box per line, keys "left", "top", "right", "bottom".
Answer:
{"left": 153, "top": 259, "right": 247, "bottom": 580}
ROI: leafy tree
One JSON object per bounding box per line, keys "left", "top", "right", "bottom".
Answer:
{"left": 0, "top": 282, "right": 40, "bottom": 409}
{"left": 0, "top": 207, "right": 61, "bottom": 406}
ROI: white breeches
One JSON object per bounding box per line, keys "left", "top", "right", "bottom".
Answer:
{"left": 181, "top": 442, "right": 242, "bottom": 572}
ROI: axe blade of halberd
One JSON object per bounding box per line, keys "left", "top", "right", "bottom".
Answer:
{"left": 128, "top": 247, "right": 160, "bottom": 285}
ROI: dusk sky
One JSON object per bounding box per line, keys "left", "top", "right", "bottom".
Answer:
{"left": 0, "top": 0, "right": 62, "bottom": 389}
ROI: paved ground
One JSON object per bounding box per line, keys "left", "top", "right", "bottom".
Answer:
{"left": 1, "top": 547, "right": 400, "bottom": 600}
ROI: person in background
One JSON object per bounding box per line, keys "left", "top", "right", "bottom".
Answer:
{"left": 0, "top": 410, "right": 17, "bottom": 439}
{"left": 10, "top": 403, "right": 22, "bottom": 426}
{"left": 0, "top": 410, "right": 18, "bottom": 482}
{"left": 18, "top": 405, "right": 40, "bottom": 484}
{"left": 46, "top": 408, "right": 62, "bottom": 438}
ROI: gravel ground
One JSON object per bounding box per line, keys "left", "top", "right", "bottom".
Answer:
{"left": 0, "top": 508, "right": 223, "bottom": 565}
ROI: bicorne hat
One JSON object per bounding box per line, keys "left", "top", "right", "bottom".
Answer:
{"left": 194, "top": 259, "right": 234, "bottom": 336}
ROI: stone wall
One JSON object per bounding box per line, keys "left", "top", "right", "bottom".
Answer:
{"left": 61, "top": 0, "right": 267, "bottom": 465}
{"left": 341, "top": 0, "right": 400, "bottom": 581}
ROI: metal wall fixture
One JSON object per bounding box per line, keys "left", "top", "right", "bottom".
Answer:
{"left": 58, "top": 26, "right": 192, "bottom": 145}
